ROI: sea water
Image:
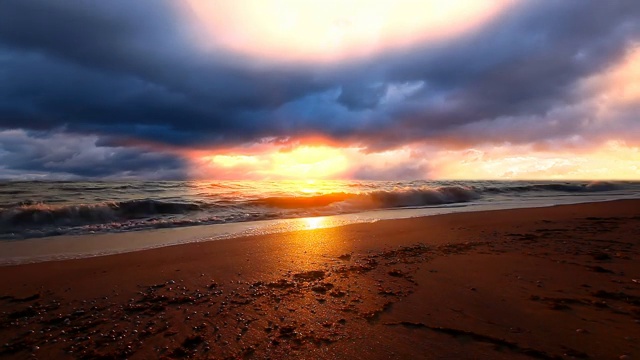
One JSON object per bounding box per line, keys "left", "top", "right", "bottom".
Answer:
{"left": 0, "top": 180, "right": 638, "bottom": 263}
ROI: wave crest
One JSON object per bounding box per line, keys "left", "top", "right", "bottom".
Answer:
{"left": 253, "top": 186, "right": 479, "bottom": 210}
{"left": 484, "top": 181, "right": 620, "bottom": 193}
{"left": 250, "top": 193, "right": 355, "bottom": 209}
{"left": 1, "top": 200, "right": 202, "bottom": 228}
{"left": 348, "top": 186, "right": 480, "bottom": 209}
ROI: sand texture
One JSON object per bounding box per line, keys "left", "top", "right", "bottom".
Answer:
{"left": 1, "top": 200, "right": 639, "bottom": 359}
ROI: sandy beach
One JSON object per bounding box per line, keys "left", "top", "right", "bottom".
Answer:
{"left": 1, "top": 200, "right": 639, "bottom": 359}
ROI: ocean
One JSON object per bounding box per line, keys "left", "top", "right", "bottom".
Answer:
{"left": 2, "top": 180, "right": 639, "bottom": 241}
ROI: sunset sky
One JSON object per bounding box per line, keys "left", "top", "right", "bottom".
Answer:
{"left": 0, "top": 1, "right": 639, "bottom": 180}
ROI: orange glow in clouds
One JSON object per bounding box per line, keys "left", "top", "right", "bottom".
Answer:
{"left": 193, "top": 145, "right": 349, "bottom": 180}
{"left": 599, "top": 45, "right": 640, "bottom": 104}
{"left": 187, "top": 139, "right": 640, "bottom": 181}
{"left": 432, "top": 141, "right": 640, "bottom": 180}
{"left": 185, "top": 0, "right": 516, "bottom": 63}
{"left": 581, "top": 44, "right": 640, "bottom": 115}
{"left": 269, "top": 146, "right": 348, "bottom": 178}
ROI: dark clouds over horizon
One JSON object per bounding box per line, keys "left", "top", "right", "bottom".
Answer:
{"left": 1, "top": 0, "right": 640, "bottom": 179}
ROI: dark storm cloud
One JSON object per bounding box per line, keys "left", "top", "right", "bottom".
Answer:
{"left": 337, "top": 83, "right": 387, "bottom": 110}
{"left": 328, "top": 1, "right": 640, "bottom": 147}
{"left": 0, "top": 0, "right": 331, "bottom": 145}
{"left": 1, "top": 0, "right": 639, "bottom": 158}
{"left": 0, "top": 130, "right": 186, "bottom": 179}
{"left": 243, "top": 1, "right": 640, "bottom": 147}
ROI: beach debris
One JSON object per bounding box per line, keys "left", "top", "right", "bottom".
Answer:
{"left": 293, "top": 270, "right": 325, "bottom": 282}
{"left": 385, "top": 322, "right": 558, "bottom": 359}
{"left": 590, "top": 251, "right": 611, "bottom": 261}
{"left": 588, "top": 265, "right": 615, "bottom": 274}
{"left": 592, "top": 290, "right": 640, "bottom": 305}
{"left": 387, "top": 269, "right": 405, "bottom": 277}
{"left": 267, "top": 279, "right": 295, "bottom": 289}
{"left": 529, "top": 295, "right": 587, "bottom": 311}
{"left": 311, "top": 283, "right": 334, "bottom": 294}
{"left": 548, "top": 302, "right": 571, "bottom": 311}
{"left": 563, "top": 348, "right": 589, "bottom": 359}
{"left": 4, "top": 293, "right": 41, "bottom": 303}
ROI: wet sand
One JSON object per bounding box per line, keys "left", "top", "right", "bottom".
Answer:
{"left": 1, "top": 200, "right": 639, "bottom": 359}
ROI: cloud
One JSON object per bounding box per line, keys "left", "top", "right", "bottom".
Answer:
{"left": 0, "top": 0, "right": 331, "bottom": 145}
{"left": 351, "top": 163, "right": 430, "bottom": 181}
{"left": 0, "top": 129, "right": 186, "bottom": 180}
{"left": 431, "top": 141, "right": 640, "bottom": 180}
{"left": 0, "top": 1, "right": 639, "bottom": 179}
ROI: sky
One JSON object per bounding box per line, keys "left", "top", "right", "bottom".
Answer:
{"left": 0, "top": 0, "right": 639, "bottom": 180}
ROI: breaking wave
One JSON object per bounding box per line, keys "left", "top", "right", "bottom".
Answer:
{"left": 483, "top": 181, "right": 620, "bottom": 194}
{"left": 250, "top": 193, "right": 356, "bottom": 209}
{"left": 0, "top": 200, "right": 203, "bottom": 228}
{"left": 0, "top": 180, "right": 633, "bottom": 240}
{"left": 364, "top": 186, "right": 480, "bottom": 207}
{"left": 253, "top": 186, "right": 480, "bottom": 210}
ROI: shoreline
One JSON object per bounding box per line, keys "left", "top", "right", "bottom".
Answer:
{"left": 2, "top": 196, "right": 636, "bottom": 265}
{"left": 1, "top": 199, "right": 639, "bottom": 358}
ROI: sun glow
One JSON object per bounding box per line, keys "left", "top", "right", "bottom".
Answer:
{"left": 206, "top": 154, "right": 260, "bottom": 168}
{"left": 184, "top": 0, "right": 516, "bottom": 63}
{"left": 303, "top": 216, "right": 326, "bottom": 230}
{"left": 268, "top": 146, "right": 348, "bottom": 179}
{"left": 190, "top": 144, "right": 350, "bottom": 180}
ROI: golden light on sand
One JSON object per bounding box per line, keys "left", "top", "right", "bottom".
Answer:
{"left": 185, "top": 0, "right": 515, "bottom": 63}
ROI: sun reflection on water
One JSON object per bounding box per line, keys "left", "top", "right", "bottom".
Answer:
{"left": 303, "top": 216, "right": 326, "bottom": 230}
